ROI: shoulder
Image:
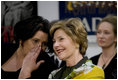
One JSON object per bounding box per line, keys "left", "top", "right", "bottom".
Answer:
{"left": 90, "top": 54, "right": 101, "bottom": 60}
{"left": 85, "top": 60, "right": 104, "bottom": 77}
{"left": 48, "top": 67, "right": 62, "bottom": 79}
{"left": 74, "top": 65, "right": 104, "bottom": 79}
{"left": 1, "top": 43, "right": 18, "bottom": 65}
{"left": 90, "top": 54, "right": 101, "bottom": 64}
{"left": 87, "top": 65, "right": 104, "bottom": 78}
{"left": 73, "top": 60, "right": 104, "bottom": 79}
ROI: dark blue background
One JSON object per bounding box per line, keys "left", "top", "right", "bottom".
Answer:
{"left": 59, "top": 1, "right": 117, "bottom": 35}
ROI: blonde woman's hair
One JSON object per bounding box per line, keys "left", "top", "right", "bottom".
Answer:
{"left": 50, "top": 18, "right": 88, "bottom": 55}
{"left": 97, "top": 15, "right": 117, "bottom": 37}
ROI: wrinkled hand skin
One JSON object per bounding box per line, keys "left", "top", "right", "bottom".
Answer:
{"left": 18, "top": 44, "right": 45, "bottom": 79}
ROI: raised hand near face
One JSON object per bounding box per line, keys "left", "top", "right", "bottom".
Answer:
{"left": 19, "top": 44, "right": 45, "bottom": 79}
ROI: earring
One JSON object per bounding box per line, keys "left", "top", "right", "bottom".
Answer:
{"left": 19, "top": 40, "right": 22, "bottom": 48}
{"left": 19, "top": 43, "right": 22, "bottom": 48}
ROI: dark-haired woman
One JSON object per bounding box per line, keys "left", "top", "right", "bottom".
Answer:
{"left": 1, "top": 16, "right": 58, "bottom": 79}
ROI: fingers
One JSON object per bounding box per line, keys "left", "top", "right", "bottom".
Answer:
{"left": 24, "top": 44, "right": 41, "bottom": 64}
{"left": 28, "top": 44, "right": 41, "bottom": 57}
{"left": 36, "top": 60, "right": 45, "bottom": 68}
{"left": 33, "top": 45, "right": 41, "bottom": 59}
{"left": 30, "top": 44, "right": 40, "bottom": 53}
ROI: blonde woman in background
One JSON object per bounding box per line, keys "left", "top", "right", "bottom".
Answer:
{"left": 91, "top": 16, "right": 117, "bottom": 79}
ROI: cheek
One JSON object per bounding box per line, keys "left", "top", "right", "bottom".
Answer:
{"left": 96, "top": 34, "right": 100, "bottom": 39}
{"left": 53, "top": 46, "right": 57, "bottom": 54}
{"left": 108, "top": 38, "right": 115, "bottom": 43}
{"left": 107, "top": 35, "right": 115, "bottom": 41}
{"left": 105, "top": 35, "right": 116, "bottom": 45}
{"left": 23, "top": 42, "right": 34, "bottom": 55}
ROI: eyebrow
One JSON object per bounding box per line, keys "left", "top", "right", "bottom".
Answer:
{"left": 32, "top": 37, "right": 48, "bottom": 43}
{"left": 53, "top": 36, "right": 63, "bottom": 40}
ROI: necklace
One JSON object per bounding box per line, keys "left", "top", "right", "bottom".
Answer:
{"left": 101, "top": 55, "right": 106, "bottom": 69}
{"left": 101, "top": 49, "right": 116, "bottom": 69}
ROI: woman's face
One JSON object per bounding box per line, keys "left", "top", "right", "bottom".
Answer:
{"left": 53, "top": 29, "right": 77, "bottom": 61}
{"left": 22, "top": 30, "right": 48, "bottom": 56}
{"left": 97, "top": 22, "right": 116, "bottom": 48}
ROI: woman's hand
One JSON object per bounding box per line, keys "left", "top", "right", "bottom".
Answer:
{"left": 18, "top": 44, "right": 45, "bottom": 79}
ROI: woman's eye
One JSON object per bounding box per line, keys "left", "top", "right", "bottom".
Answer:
{"left": 33, "top": 40, "right": 39, "bottom": 43}
{"left": 97, "top": 31, "right": 101, "bottom": 34}
{"left": 104, "top": 32, "right": 110, "bottom": 34}
{"left": 53, "top": 40, "right": 55, "bottom": 43}
{"left": 60, "top": 38, "right": 64, "bottom": 41}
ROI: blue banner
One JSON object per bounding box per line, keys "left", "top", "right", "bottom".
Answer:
{"left": 59, "top": 1, "right": 117, "bottom": 35}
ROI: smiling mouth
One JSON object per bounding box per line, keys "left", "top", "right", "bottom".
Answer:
{"left": 56, "top": 49, "right": 64, "bottom": 54}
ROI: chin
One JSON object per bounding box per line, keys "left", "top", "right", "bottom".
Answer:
{"left": 58, "top": 56, "right": 65, "bottom": 60}
{"left": 98, "top": 44, "right": 105, "bottom": 47}
{"left": 99, "top": 45, "right": 107, "bottom": 48}
{"left": 58, "top": 57, "right": 63, "bottom": 60}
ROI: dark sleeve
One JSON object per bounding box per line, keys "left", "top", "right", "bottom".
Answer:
{"left": 1, "top": 68, "right": 20, "bottom": 79}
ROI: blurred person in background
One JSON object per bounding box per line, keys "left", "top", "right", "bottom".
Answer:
{"left": 91, "top": 15, "right": 117, "bottom": 79}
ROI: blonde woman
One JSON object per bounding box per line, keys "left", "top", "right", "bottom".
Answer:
{"left": 48, "top": 18, "right": 104, "bottom": 79}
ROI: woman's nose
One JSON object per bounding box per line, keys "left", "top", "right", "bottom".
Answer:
{"left": 99, "top": 33, "right": 104, "bottom": 38}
